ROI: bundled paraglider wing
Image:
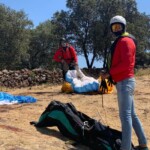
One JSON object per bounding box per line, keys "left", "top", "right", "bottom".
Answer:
{"left": 61, "top": 70, "right": 113, "bottom": 94}
{"left": 65, "top": 70, "right": 100, "bottom": 93}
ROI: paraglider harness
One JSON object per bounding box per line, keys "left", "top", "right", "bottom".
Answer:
{"left": 30, "top": 100, "right": 136, "bottom": 150}
{"left": 100, "top": 32, "right": 137, "bottom": 93}
{"left": 107, "top": 32, "right": 136, "bottom": 71}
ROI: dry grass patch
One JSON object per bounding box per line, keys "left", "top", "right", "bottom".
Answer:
{"left": 0, "top": 75, "right": 149, "bottom": 150}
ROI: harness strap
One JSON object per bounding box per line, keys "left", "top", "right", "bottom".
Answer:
{"left": 106, "top": 32, "right": 136, "bottom": 71}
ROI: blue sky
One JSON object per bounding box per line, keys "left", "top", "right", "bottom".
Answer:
{"left": 0, "top": 0, "right": 149, "bottom": 27}
{"left": 0, "top": 0, "right": 150, "bottom": 68}
{"left": 0, "top": 0, "right": 67, "bottom": 27}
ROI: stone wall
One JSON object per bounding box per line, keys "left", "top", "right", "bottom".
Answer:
{"left": 0, "top": 68, "right": 63, "bottom": 88}
{"left": 0, "top": 68, "right": 102, "bottom": 88}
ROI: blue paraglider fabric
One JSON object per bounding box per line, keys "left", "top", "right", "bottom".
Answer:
{"left": 0, "top": 92, "right": 37, "bottom": 105}
{"left": 66, "top": 70, "right": 100, "bottom": 93}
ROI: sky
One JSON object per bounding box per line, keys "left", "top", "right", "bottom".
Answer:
{"left": 0, "top": 0, "right": 150, "bottom": 68}
{"left": 0, "top": 0, "right": 68, "bottom": 27}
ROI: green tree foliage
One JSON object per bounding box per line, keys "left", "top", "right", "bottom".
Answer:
{"left": 52, "top": 0, "right": 150, "bottom": 68}
{"left": 28, "top": 20, "right": 58, "bottom": 69}
{"left": 0, "top": 1, "right": 149, "bottom": 70}
{"left": 0, "top": 4, "right": 33, "bottom": 70}
{"left": 130, "top": 13, "right": 150, "bottom": 66}
{"left": 52, "top": 10, "right": 71, "bottom": 39}
{"left": 66, "top": 0, "right": 102, "bottom": 68}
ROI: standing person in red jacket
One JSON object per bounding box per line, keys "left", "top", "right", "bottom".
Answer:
{"left": 101, "top": 15, "right": 148, "bottom": 150}
{"left": 53, "top": 38, "right": 79, "bottom": 80}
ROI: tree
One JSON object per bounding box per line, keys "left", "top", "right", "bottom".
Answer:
{"left": 0, "top": 4, "right": 33, "bottom": 70}
{"left": 1, "top": 1, "right": 149, "bottom": 70}
{"left": 28, "top": 20, "right": 58, "bottom": 69}
{"left": 51, "top": 0, "right": 150, "bottom": 68}
{"left": 66, "top": 0, "right": 103, "bottom": 68}
{"left": 129, "top": 12, "right": 150, "bottom": 66}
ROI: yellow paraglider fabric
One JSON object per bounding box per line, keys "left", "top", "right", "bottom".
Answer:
{"left": 98, "top": 76, "right": 114, "bottom": 94}
{"left": 61, "top": 76, "right": 114, "bottom": 94}
{"left": 61, "top": 82, "right": 73, "bottom": 93}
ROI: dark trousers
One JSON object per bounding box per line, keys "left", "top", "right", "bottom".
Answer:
{"left": 62, "top": 64, "right": 75, "bottom": 81}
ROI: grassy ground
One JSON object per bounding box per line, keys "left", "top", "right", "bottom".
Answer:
{"left": 0, "top": 73, "right": 149, "bottom": 150}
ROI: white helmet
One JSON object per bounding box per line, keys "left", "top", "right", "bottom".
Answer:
{"left": 110, "top": 15, "right": 126, "bottom": 26}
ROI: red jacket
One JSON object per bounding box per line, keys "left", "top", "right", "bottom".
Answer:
{"left": 109, "top": 37, "right": 136, "bottom": 82}
{"left": 53, "top": 46, "right": 78, "bottom": 64}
